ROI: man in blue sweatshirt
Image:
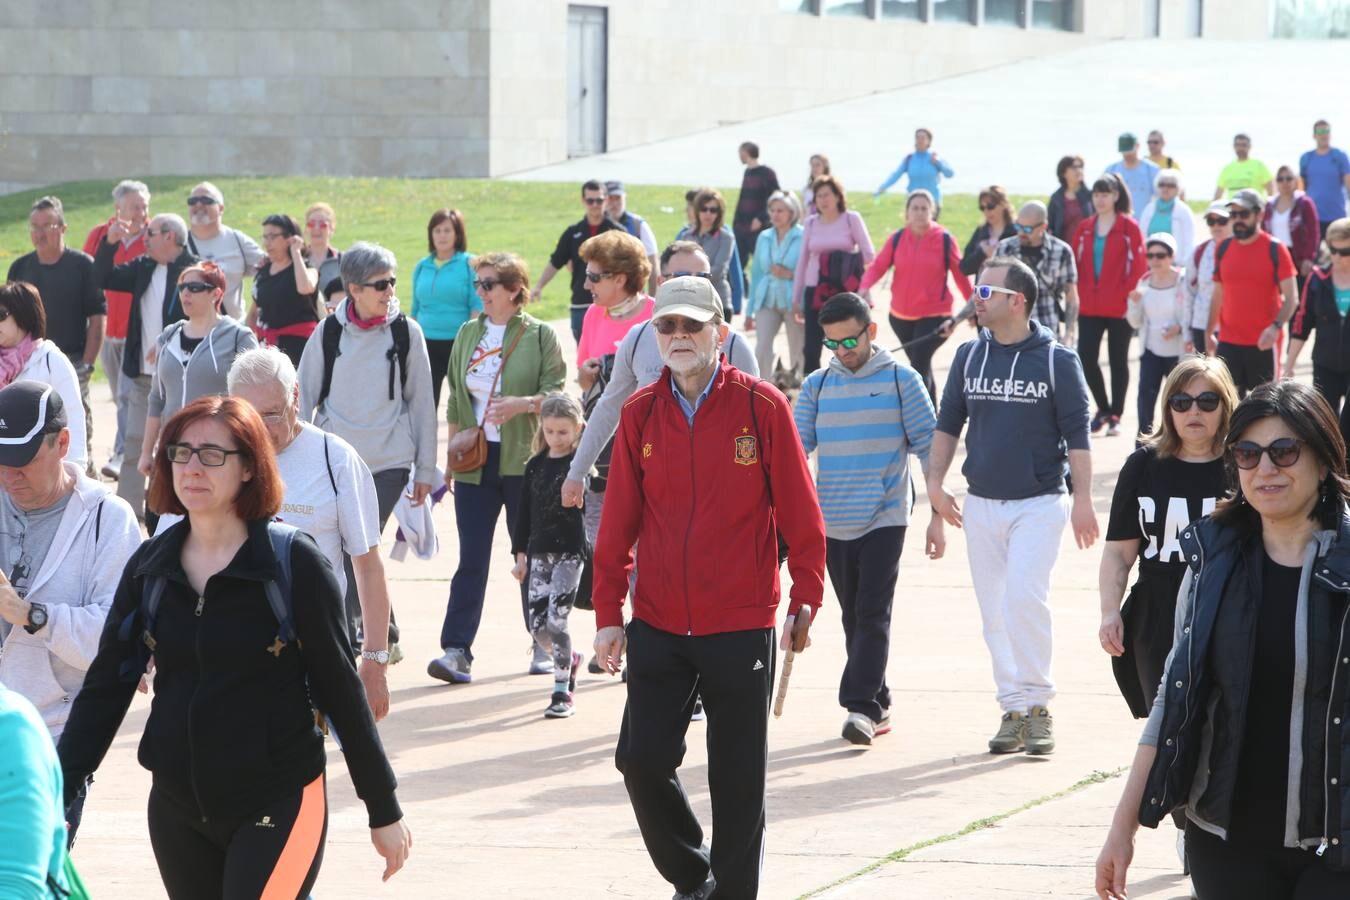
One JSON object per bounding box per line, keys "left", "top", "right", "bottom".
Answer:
{"left": 795, "top": 293, "right": 945, "bottom": 746}
{"left": 927, "top": 257, "right": 1098, "bottom": 756}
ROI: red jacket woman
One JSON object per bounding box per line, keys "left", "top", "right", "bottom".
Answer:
{"left": 1072, "top": 212, "right": 1146, "bottom": 318}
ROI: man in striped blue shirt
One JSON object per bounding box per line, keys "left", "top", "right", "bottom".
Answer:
{"left": 794, "top": 293, "right": 945, "bottom": 746}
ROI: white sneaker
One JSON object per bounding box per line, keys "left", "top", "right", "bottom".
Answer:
{"left": 101, "top": 453, "right": 122, "bottom": 480}
{"left": 842, "top": 712, "right": 876, "bottom": 746}
{"left": 528, "top": 642, "right": 554, "bottom": 675}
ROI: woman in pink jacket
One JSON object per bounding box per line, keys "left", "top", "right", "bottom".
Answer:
{"left": 792, "top": 175, "right": 875, "bottom": 373}
{"left": 859, "top": 190, "right": 970, "bottom": 400}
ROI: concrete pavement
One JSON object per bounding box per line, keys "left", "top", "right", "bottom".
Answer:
{"left": 65, "top": 321, "right": 1202, "bottom": 899}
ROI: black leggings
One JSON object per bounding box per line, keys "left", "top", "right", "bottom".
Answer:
{"left": 1186, "top": 821, "right": 1350, "bottom": 899}
{"left": 1077, "top": 315, "right": 1133, "bottom": 417}
{"left": 426, "top": 338, "right": 454, "bottom": 411}
{"left": 889, "top": 315, "right": 949, "bottom": 403}
{"left": 803, "top": 302, "right": 824, "bottom": 374}
{"left": 148, "top": 775, "right": 328, "bottom": 900}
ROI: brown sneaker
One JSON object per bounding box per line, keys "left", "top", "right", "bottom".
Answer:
{"left": 1025, "top": 706, "right": 1055, "bottom": 755}
{"left": 988, "top": 711, "right": 1027, "bottom": 754}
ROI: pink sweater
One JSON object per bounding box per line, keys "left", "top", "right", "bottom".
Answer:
{"left": 860, "top": 224, "right": 971, "bottom": 320}
{"left": 576, "top": 295, "right": 655, "bottom": 366}
{"left": 791, "top": 211, "right": 876, "bottom": 308}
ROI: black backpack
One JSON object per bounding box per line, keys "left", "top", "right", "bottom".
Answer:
{"left": 316, "top": 313, "right": 411, "bottom": 410}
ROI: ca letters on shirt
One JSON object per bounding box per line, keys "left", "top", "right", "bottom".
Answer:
{"left": 1139, "top": 495, "right": 1217, "bottom": 563}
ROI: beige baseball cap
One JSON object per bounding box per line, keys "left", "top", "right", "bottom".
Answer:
{"left": 654, "top": 275, "right": 721, "bottom": 323}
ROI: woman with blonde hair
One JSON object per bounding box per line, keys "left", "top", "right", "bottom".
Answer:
{"left": 1099, "top": 354, "right": 1237, "bottom": 719}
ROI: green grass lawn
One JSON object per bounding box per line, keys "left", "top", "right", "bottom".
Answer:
{"left": 0, "top": 176, "right": 1211, "bottom": 322}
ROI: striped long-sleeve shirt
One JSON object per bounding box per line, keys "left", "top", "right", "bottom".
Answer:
{"left": 794, "top": 348, "right": 936, "bottom": 540}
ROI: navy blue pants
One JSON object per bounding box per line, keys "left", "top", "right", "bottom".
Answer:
{"left": 440, "top": 442, "right": 525, "bottom": 656}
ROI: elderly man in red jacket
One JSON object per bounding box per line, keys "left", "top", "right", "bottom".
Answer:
{"left": 593, "top": 276, "right": 826, "bottom": 900}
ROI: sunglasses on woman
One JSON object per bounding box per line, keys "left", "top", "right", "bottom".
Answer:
{"left": 1145, "top": 251, "right": 1172, "bottom": 260}
{"left": 652, "top": 317, "right": 709, "bottom": 335}
{"left": 165, "top": 443, "right": 243, "bottom": 467}
{"left": 1231, "top": 437, "right": 1304, "bottom": 470}
{"left": 584, "top": 271, "right": 614, "bottom": 284}
{"left": 1168, "top": 391, "right": 1220, "bottom": 413}
{"left": 180, "top": 282, "right": 215, "bottom": 294}
{"left": 1204, "top": 217, "right": 1228, "bottom": 227}
{"left": 1328, "top": 245, "right": 1350, "bottom": 257}
{"left": 357, "top": 277, "right": 397, "bottom": 292}
{"left": 822, "top": 327, "right": 868, "bottom": 351}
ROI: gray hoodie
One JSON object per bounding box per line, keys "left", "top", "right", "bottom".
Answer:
{"left": 297, "top": 298, "right": 438, "bottom": 485}
{"left": 148, "top": 316, "right": 259, "bottom": 421}
{"left": 935, "top": 321, "right": 1090, "bottom": 501}
{"left": 0, "top": 464, "right": 141, "bottom": 738}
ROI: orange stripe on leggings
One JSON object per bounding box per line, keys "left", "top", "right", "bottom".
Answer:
{"left": 261, "top": 774, "right": 326, "bottom": 900}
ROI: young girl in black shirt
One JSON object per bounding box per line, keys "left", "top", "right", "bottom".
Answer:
{"left": 511, "top": 394, "right": 589, "bottom": 718}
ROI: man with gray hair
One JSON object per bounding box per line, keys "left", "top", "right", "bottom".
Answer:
{"left": 94, "top": 213, "right": 195, "bottom": 516}
{"left": 82, "top": 180, "right": 151, "bottom": 479}
{"left": 184, "top": 181, "right": 264, "bottom": 319}
{"left": 7, "top": 196, "right": 104, "bottom": 475}
{"left": 298, "top": 242, "right": 436, "bottom": 656}
{"left": 942, "top": 201, "right": 1079, "bottom": 346}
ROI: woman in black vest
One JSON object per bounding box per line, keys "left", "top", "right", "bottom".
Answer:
{"left": 1096, "top": 380, "right": 1350, "bottom": 899}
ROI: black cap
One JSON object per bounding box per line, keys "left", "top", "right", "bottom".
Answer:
{"left": 0, "top": 381, "right": 67, "bottom": 467}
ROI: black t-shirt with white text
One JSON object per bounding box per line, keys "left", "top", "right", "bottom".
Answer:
{"left": 1105, "top": 446, "right": 1227, "bottom": 570}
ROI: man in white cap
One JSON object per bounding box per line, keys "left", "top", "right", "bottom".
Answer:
{"left": 592, "top": 275, "right": 825, "bottom": 900}
{"left": 0, "top": 380, "right": 140, "bottom": 839}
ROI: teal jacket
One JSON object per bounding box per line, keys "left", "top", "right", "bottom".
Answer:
{"left": 0, "top": 688, "right": 68, "bottom": 898}
{"left": 411, "top": 252, "right": 481, "bottom": 341}
{"left": 446, "top": 310, "right": 566, "bottom": 484}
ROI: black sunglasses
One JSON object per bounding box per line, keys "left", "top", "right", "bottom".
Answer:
{"left": 653, "top": 316, "right": 709, "bottom": 335}
{"left": 1231, "top": 437, "right": 1304, "bottom": 470}
{"left": 1230, "top": 209, "right": 1256, "bottom": 220}
{"left": 1168, "top": 391, "right": 1220, "bottom": 413}
{"left": 822, "top": 327, "right": 868, "bottom": 351}
{"left": 1328, "top": 246, "right": 1350, "bottom": 257}
{"left": 583, "top": 197, "right": 605, "bottom": 206}
{"left": 584, "top": 271, "right": 614, "bottom": 284}
{"left": 165, "top": 443, "right": 243, "bottom": 467}
{"left": 186, "top": 196, "right": 218, "bottom": 206}
{"left": 979, "top": 203, "right": 998, "bottom": 211}
{"left": 358, "top": 277, "right": 396, "bottom": 291}
{"left": 1205, "top": 217, "right": 1228, "bottom": 227}
{"left": 1146, "top": 251, "right": 1172, "bottom": 260}
{"left": 180, "top": 282, "right": 215, "bottom": 294}
{"left": 700, "top": 206, "right": 720, "bottom": 214}
{"left": 473, "top": 278, "right": 501, "bottom": 291}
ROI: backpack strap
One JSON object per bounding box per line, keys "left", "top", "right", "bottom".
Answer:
{"left": 388, "top": 314, "right": 411, "bottom": 400}
{"left": 316, "top": 315, "right": 344, "bottom": 411}
{"left": 264, "top": 523, "right": 298, "bottom": 647}
{"left": 1215, "top": 237, "right": 1233, "bottom": 269}
{"left": 322, "top": 433, "right": 338, "bottom": 496}
{"left": 1268, "top": 238, "right": 1281, "bottom": 287}
{"left": 629, "top": 320, "right": 650, "bottom": 371}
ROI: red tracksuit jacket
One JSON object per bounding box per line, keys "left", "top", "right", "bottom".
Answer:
{"left": 593, "top": 360, "right": 826, "bottom": 636}
{"left": 1072, "top": 213, "right": 1146, "bottom": 318}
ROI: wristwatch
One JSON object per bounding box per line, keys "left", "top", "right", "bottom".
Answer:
{"left": 24, "top": 601, "right": 48, "bottom": 635}
{"left": 360, "top": 649, "right": 390, "bottom": 665}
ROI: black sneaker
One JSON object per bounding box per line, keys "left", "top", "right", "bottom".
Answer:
{"left": 545, "top": 691, "right": 574, "bottom": 718}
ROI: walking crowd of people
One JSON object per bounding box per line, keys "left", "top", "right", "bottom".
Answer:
{"left": 0, "top": 117, "right": 1349, "bottom": 899}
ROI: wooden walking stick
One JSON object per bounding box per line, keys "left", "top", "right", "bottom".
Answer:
{"left": 773, "top": 646, "right": 795, "bottom": 718}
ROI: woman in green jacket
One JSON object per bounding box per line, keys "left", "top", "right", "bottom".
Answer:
{"left": 430, "top": 252, "right": 566, "bottom": 684}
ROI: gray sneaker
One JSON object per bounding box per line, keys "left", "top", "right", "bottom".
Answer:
{"left": 1025, "top": 706, "right": 1055, "bottom": 755}
{"left": 842, "top": 712, "right": 876, "bottom": 746}
{"left": 673, "top": 875, "right": 715, "bottom": 900}
{"left": 988, "top": 711, "right": 1027, "bottom": 754}
{"left": 529, "top": 642, "right": 555, "bottom": 675}
{"left": 427, "top": 648, "right": 472, "bottom": 684}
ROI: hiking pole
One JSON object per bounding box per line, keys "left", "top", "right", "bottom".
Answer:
{"left": 773, "top": 647, "right": 795, "bottom": 718}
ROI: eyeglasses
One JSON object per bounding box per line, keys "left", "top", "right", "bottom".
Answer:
{"left": 473, "top": 278, "right": 501, "bottom": 291}
{"left": 664, "top": 271, "right": 713, "bottom": 281}
{"left": 1328, "top": 245, "right": 1350, "bottom": 257}
{"left": 1168, "top": 391, "right": 1220, "bottom": 413}
{"left": 583, "top": 197, "right": 605, "bottom": 206}
{"left": 584, "top": 271, "right": 614, "bottom": 284}
{"left": 1146, "top": 251, "right": 1172, "bottom": 260}
{"left": 978, "top": 203, "right": 998, "bottom": 212}
{"left": 700, "top": 206, "right": 720, "bottom": 214}
{"left": 652, "top": 316, "right": 709, "bottom": 335}
{"left": 1231, "top": 437, "right": 1304, "bottom": 470}
{"left": 258, "top": 411, "right": 287, "bottom": 424}
{"left": 261, "top": 231, "right": 286, "bottom": 241}
{"left": 146, "top": 228, "right": 167, "bottom": 238}
{"left": 822, "top": 327, "right": 868, "bottom": 351}
{"left": 1013, "top": 223, "right": 1039, "bottom": 235}
{"left": 1157, "top": 182, "right": 1178, "bottom": 189}
{"left": 186, "top": 196, "right": 218, "bottom": 206}
{"left": 180, "top": 282, "right": 215, "bottom": 294}
{"left": 1205, "top": 217, "right": 1229, "bottom": 227}
{"left": 1229, "top": 209, "right": 1255, "bottom": 220}
{"left": 973, "top": 284, "right": 1018, "bottom": 301}
{"left": 165, "top": 443, "right": 243, "bottom": 467}
{"left": 357, "top": 277, "right": 397, "bottom": 292}
{"left": 1147, "top": 139, "right": 1163, "bottom": 145}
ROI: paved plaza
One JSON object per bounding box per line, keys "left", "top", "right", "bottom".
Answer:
{"left": 68, "top": 320, "right": 1204, "bottom": 899}
{"left": 509, "top": 38, "right": 1339, "bottom": 199}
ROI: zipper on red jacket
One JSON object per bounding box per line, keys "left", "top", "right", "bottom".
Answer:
{"left": 681, "top": 419, "right": 696, "bottom": 636}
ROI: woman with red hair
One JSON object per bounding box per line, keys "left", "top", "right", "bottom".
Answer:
{"left": 58, "top": 396, "right": 411, "bottom": 898}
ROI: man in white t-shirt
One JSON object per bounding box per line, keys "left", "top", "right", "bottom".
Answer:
{"left": 181, "top": 347, "right": 393, "bottom": 716}
{"left": 185, "top": 182, "right": 265, "bottom": 319}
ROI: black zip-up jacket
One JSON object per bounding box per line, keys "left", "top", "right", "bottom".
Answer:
{"left": 93, "top": 240, "right": 193, "bottom": 379}
{"left": 57, "top": 519, "right": 401, "bottom": 827}
{"left": 1047, "top": 186, "right": 1092, "bottom": 243}
{"left": 1291, "top": 266, "right": 1350, "bottom": 372}
{"left": 1140, "top": 511, "right": 1350, "bottom": 867}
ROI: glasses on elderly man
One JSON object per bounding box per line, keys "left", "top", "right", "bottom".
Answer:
{"left": 653, "top": 317, "right": 710, "bottom": 335}
{"left": 187, "top": 196, "right": 218, "bottom": 206}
